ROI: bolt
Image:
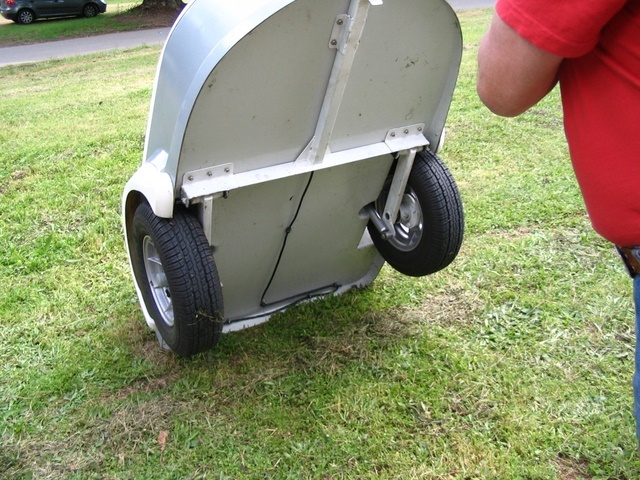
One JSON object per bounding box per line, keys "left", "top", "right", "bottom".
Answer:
{"left": 207, "top": 171, "right": 213, "bottom": 177}
{"left": 390, "top": 132, "right": 396, "bottom": 137}
{"left": 337, "top": 18, "right": 343, "bottom": 25}
{"left": 224, "top": 167, "right": 230, "bottom": 173}
{"left": 331, "top": 39, "right": 338, "bottom": 46}
{"left": 404, "top": 129, "right": 409, "bottom": 134}
{"left": 188, "top": 175, "right": 194, "bottom": 181}
{"left": 417, "top": 126, "right": 423, "bottom": 132}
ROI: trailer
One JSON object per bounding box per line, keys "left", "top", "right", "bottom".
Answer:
{"left": 122, "top": 0, "right": 464, "bottom": 356}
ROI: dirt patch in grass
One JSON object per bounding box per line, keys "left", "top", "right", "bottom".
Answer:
{"left": 114, "top": 5, "right": 181, "bottom": 29}
{"left": 553, "top": 454, "right": 592, "bottom": 480}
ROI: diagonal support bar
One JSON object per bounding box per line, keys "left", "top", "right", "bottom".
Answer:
{"left": 364, "top": 147, "right": 418, "bottom": 240}
{"left": 306, "top": 0, "right": 383, "bottom": 164}
{"left": 381, "top": 148, "right": 418, "bottom": 233}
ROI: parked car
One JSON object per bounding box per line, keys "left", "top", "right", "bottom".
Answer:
{"left": 0, "top": 0, "right": 107, "bottom": 24}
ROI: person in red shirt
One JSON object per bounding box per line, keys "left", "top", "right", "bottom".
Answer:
{"left": 477, "top": 0, "right": 640, "bottom": 443}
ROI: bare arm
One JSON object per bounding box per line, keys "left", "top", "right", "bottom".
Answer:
{"left": 477, "top": 13, "right": 563, "bottom": 117}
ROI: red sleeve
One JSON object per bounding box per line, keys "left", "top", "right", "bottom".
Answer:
{"left": 495, "top": 0, "right": 628, "bottom": 57}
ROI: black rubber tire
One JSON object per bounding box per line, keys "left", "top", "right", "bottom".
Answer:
{"left": 130, "top": 202, "right": 224, "bottom": 356}
{"left": 367, "top": 149, "right": 464, "bottom": 277}
{"left": 82, "top": 3, "right": 98, "bottom": 18}
{"left": 16, "top": 9, "right": 35, "bottom": 24}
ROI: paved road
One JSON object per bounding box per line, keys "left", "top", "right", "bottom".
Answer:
{"left": 0, "top": 0, "right": 494, "bottom": 67}
{"left": 0, "top": 27, "right": 170, "bottom": 67}
{"left": 448, "top": 0, "right": 495, "bottom": 10}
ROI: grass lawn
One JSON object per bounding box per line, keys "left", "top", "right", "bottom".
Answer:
{"left": 2, "top": 7, "right": 640, "bottom": 479}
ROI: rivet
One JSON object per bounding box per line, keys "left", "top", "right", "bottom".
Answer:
{"left": 337, "top": 19, "right": 343, "bottom": 25}
{"left": 207, "top": 171, "right": 213, "bottom": 177}
{"left": 188, "top": 175, "right": 194, "bottom": 181}
{"left": 331, "top": 39, "right": 338, "bottom": 46}
{"left": 390, "top": 132, "right": 396, "bottom": 137}
{"left": 417, "top": 126, "right": 423, "bottom": 132}
{"left": 224, "top": 167, "right": 230, "bottom": 173}
{"left": 404, "top": 129, "right": 409, "bottom": 134}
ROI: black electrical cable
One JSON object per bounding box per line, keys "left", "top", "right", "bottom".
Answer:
{"left": 259, "top": 171, "right": 315, "bottom": 307}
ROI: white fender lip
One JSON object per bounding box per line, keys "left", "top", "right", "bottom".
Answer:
{"left": 122, "top": 149, "right": 174, "bottom": 220}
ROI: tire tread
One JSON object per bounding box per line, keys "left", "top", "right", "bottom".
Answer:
{"left": 131, "top": 203, "right": 223, "bottom": 356}
{"left": 368, "top": 149, "right": 464, "bottom": 276}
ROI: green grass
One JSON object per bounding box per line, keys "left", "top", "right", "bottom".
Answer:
{"left": 2, "top": 8, "right": 640, "bottom": 479}
{"left": 0, "top": 1, "right": 171, "bottom": 47}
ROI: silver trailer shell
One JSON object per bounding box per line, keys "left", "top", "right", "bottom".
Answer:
{"left": 123, "top": 0, "right": 462, "bottom": 335}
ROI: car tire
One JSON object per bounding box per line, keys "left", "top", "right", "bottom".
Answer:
{"left": 130, "top": 202, "right": 224, "bottom": 357}
{"left": 82, "top": 3, "right": 98, "bottom": 18}
{"left": 16, "top": 9, "right": 35, "bottom": 24}
{"left": 367, "top": 149, "right": 464, "bottom": 277}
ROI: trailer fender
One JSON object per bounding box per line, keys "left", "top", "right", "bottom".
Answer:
{"left": 121, "top": 150, "right": 174, "bottom": 341}
{"left": 122, "top": 150, "right": 175, "bottom": 223}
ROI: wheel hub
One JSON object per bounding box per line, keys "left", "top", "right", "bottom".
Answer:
{"left": 386, "top": 190, "right": 423, "bottom": 252}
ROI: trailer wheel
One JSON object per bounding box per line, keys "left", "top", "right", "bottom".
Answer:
{"left": 130, "top": 202, "right": 224, "bottom": 356}
{"left": 368, "top": 149, "right": 464, "bottom": 277}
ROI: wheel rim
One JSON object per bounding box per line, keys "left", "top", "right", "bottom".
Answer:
{"left": 19, "top": 11, "right": 33, "bottom": 23}
{"left": 142, "top": 235, "right": 174, "bottom": 327}
{"left": 84, "top": 6, "right": 96, "bottom": 17}
{"left": 377, "top": 188, "right": 423, "bottom": 252}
